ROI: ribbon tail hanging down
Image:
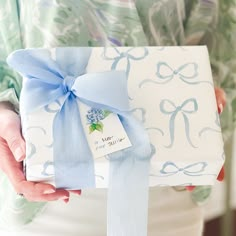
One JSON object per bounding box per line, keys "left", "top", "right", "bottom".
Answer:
{"left": 107, "top": 113, "right": 151, "bottom": 236}
{"left": 53, "top": 93, "right": 95, "bottom": 189}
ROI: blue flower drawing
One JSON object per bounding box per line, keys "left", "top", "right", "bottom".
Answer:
{"left": 86, "top": 108, "right": 111, "bottom": 133}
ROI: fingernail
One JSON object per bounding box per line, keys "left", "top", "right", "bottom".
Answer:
{"left": 59, "top": 196, "right": 69, "bottom": 200}
{"left": 186, "top": 186, "right": 196, "bottom": 191}
{"left": 43, "top": 189, "right": 56, "bottom": 194}
{"left": 63, "top": 198, "right": 69, "bottom": 203}
{"left": 14, "top": 147, "right": 24, "bottom": 161}
{"left": 75, "top": 191, "right": 82, "bottom": 195}
{"left": 217, "top": 167, "right": 225, "bottom": 182}
{"left": 218, "top": 104, "right": 223, "bottom": 114}
{"left": 59, "top": 196, "right": 69, "bottom": 203}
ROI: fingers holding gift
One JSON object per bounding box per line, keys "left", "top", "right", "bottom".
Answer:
{"left": 0, "top": 109, "right": 26, "bottom": 162}
{"left": 185, "top": 166, "right": 225, "bottom": 192}
{"left": 69, "top": 190, "right": 82, "bottom": 196}
{"left": 0, "top": 107, "right": 80, "bottom": 202}
{"left": 214, "top": 88, "right": 226, "bottom": 182}
{"left": 217, "top": 166, "right": 225, "bottom": 182}
{"left": 16, "top": 181, "right": 70, "bottom": 203}
{"left": 185, "top": 88, "right": 226, "bottom": 191}
{"left": 185, "top": 186, "right": 196, "bottom": 191}
{"left": 214, "top": 87, "right": 226, "bottom": 114}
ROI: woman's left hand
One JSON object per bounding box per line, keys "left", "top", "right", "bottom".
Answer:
{"left": 186, "top": 87, "right": 226, "bottom": 191}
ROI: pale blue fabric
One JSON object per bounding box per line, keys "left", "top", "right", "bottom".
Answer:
{"left": 7, "top": 47, "right": 152, "bottom": 235}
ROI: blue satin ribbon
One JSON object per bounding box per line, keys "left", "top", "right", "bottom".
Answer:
{"left": 7, "top": 47, "right": 151, "bottom": 235}
{"left": 160, "top": 161, "right": 207, "bottom": 177}
{"left": 160, "top": 98, "right": 198, "bottom": 148}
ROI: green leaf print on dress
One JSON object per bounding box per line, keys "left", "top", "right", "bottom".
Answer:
{"left": 20, "top": 0, "right": 147, "bottom": 48}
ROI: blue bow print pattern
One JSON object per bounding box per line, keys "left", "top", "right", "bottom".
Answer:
{"left": 146, "top": 127, "right": 164, "bottom": 137}
{"left": 160, "top": 98, "right": 198, "bottom": 148}
{"left": 160, "top": 161, "right": 207, "bottom": 177}
{"left": 24, "top": 126, "right": 48, "bottom": 160}
{"left": 139, "top": 62, "right": 213, "bottom": 87}
{"left": 41, "top": 160, "right": 54, "bottom": 177}
{"left": 199, "top": 111, "right": 222, "bottom": 137}
{"left": 103, "top": 47, "right": 149, "bottom": 78}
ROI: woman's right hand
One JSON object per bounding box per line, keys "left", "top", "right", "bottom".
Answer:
{"left": 0, "top": 102, "right": 80, "bottom": 202}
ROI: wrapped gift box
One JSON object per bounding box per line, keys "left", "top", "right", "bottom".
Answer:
{"left": 12, "top": 46, "right": 225, "bottom": 188}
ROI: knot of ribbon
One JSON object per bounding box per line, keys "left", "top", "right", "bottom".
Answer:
{"left": 62, "top": 75, "right": 76, "bottom": 93}
{"left": 160, "top": 161, "right": 207, "bottom": 176}
{"left": 160, "top": 98, "right": 198, "bottom": 148}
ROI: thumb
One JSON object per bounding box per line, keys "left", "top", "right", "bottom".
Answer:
{"left": 0, "top": 111, "right": 25, "bottom": 162}
{"left": 6, "top": 125, "right": 25, "bottom": 162}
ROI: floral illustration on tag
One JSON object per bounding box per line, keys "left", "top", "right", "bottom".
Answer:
{"left": 86, "top": 108, "right": 111, "bottom": 133}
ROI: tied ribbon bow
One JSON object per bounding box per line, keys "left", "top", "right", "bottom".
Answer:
{"left": 7, "top": 47, "right": 151, "bottom": 236}
{"left": 160, "top": 98, "right": 198, "bottom": 148}
{"left": 160, "top": 161, "right": 207, "bottom": 176}
{"left": 7, "top": 47, "right": 135, "bottom": 189}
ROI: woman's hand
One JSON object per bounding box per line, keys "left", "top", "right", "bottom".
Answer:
{"left": 186, "top": 87, "right": 226, "bottom": 191}
{"left": 0, "top": 102, "right": 81, "bottom": 202}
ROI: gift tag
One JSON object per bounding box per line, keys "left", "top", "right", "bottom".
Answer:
{"left": 79, "top": 102, "right": 132, "bottom": 158}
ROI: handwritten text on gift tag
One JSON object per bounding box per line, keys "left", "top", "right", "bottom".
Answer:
{"left": 79, "top": 102, "right": 132, "bottom": 158}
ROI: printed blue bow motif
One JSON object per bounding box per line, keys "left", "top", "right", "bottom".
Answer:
{"left": 41, "top": 161, "right": 54, "bottom": 176}
{"left": 139, "top": 62, "right": 213, "bottom": 87}
{"left": 24, "top": 126, "right": 47, "bottom": 160}
{"left": 160, "top": 161, "right": 207, "bottom": 177}
{"left": 102, "top": 47, "right": 149, "bottom": 77}
{"left": 199, "top": 111, "right": 222, "bottom": 137}
{"left": 160, "top": 98, "right": 198, "bottom": 148}
{"left": 156, "top": 62, "right": 198, "bottom": 83}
